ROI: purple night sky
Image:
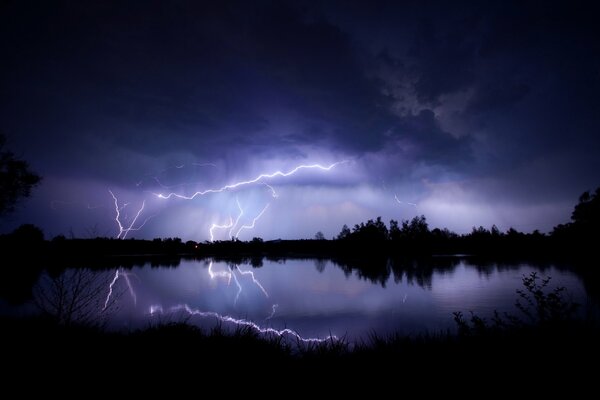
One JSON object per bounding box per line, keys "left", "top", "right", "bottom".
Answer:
{"left": 1, "top": 1, "right": 599, "bottom": 241}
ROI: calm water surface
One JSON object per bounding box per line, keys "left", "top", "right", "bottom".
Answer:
{"left": 92, "top": 258, "right": 587, "bottom": 341}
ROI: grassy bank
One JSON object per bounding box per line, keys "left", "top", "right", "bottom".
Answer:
{"left": 3, "top": 315, "right": 598, "bottom": 376}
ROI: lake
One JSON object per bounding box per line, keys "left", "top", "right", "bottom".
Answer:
{"left": 14, "top": 256, "right": 588, "bottom": 343}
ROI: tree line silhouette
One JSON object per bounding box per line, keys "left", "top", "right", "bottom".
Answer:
{"left": 1, "top": 186, "right": 599, "bottom": 261}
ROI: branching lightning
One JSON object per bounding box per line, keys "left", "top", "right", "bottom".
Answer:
{"left": 149, "top": 304, "right": 337, "bottom": 343}
{"left": 209, "top": 198, "right": 270, "bottom": 242}
{"left": 207, "top": 261, "right": 268, "bottom": 305}
{"left": 228, "top": 198, "right": 245, "bottom": 239}
{"left": 155, "top": 161, "right": 346, "bottom": 200}
{"left": 209, "top": 217, "right": 234, "bottom": 242}
{"left": 99, "top": 161, "right": 348, "bottom": 343}
{"left": 103, "top": 261, "right": 332, "bottom": 344}
{"left": 109, "top": 190, "right": 154, "bottom": 239}
{"left": 108, "top": 161, "right": 346, "bottom": 240}
{"left": 234, "top": 203, "right": 270, "bottom": 238}
{"left": 207, "top": 261, "right": 232, "bottom": 284}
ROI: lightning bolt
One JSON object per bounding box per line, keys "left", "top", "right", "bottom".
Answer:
{"left": 231, "top": 269, "right": 243, "bottom": 306}
{"left": 207, "top": 261, "right": 268, "bottom": 306}
{"left": 266, "top": 304, "right": 279, "bottom": 320}
{"left": 208, "top": 261, "right": 232, "bottom": 284}
{"left": 262, "top": 183, "right": 278, "bottom": 198}
{"left": 228, "top": 198, "right": 245, "bottom": 239}
{"left": 103, "top": 269, "right": 138, "bottom": 310}
{"left": 155, "top": 161, "right": 346, "bottom": 200}
{"left": 209, "top": 198, "right": 270, "bottom": 242}
{"left": 149, "top": 304, "right": 337, "bottom": 343}
{"left": 123, "top": 272, "right": 137, "bottom": 306}
{"left": 109, "top": 190, "right": 154, "bottom": 239}
{"left": 105, "top": 263, "right": 325, "bottom": 344}
{"left": 234, "top": 203, "right": 270, "bottom": 239}
{"left": 115, "top": 161, "right": 346, "bottom": 240}
{"left": 103, "top": 270, "right": 121, "bottom": 311}
{"left": 100, "top": 161, "right": 348, "bottom": 341}
{"left": 394, "top": 194, "right": 417, "bottom": 207}
{"left": 209, "top": 217, "right": 234, "bottom": 242}
{"left": 235, "top": 266, "right": 269, "bottom": 298}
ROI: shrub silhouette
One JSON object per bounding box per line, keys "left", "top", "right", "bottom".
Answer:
{"left": 453, "top": 272, "right": 579, "bottom": 336}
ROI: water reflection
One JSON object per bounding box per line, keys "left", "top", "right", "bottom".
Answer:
{"left": 2, "top": 257, "right": 589, "bottom": 342}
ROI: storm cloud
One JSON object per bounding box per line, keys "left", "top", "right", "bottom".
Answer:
{"left": 1, "top": 0, "right": 599, "bottom": 239}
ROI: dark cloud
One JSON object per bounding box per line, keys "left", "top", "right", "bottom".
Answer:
{"left": 391, "top": 109, "right": 472, "bottom": 167}
{"left": 1, "top": 0, "right": 599, "bottom": 237}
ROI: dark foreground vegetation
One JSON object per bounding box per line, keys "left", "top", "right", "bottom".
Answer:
{"left": 2, "top": 316, "right": 597, "bottom": 380}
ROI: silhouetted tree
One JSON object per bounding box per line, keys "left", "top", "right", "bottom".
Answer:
{"left": 389, "top": 219, "right": 401, "bottom": 242}
{"left": 0, "top": 134, "right": 41, "bottom": 216}
{"left": 491, "top": 225, "right": 502, "bottom": 237}
{"left": 337, "top": 224, "right": 351, "bottom": 240}
{"left": 552, "top": 187, "right": 600, "bottom": 242}
{"left": 470, "top": 226, "right": 490, "bottom": 238}
{"left": 571, "top": 187, "right": 600, "bottom": 235}
{"left": 402, "top": 215, "right": 429, "bottom": 240}
{"left": 11, "top": 223, "right": 44, "bottom": 242}
{"left": 314, "top": 231, "right": 325, "bottom": 240}
{"left": 351, "top": 217, "right": 388, "bottom": 241}
{"left": 33, "top": 269, "right": 121, "bottom": 326}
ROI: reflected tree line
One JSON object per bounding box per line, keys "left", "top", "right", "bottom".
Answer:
{"left": 0, "top": 187, "right": 599, "bottom": 307}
